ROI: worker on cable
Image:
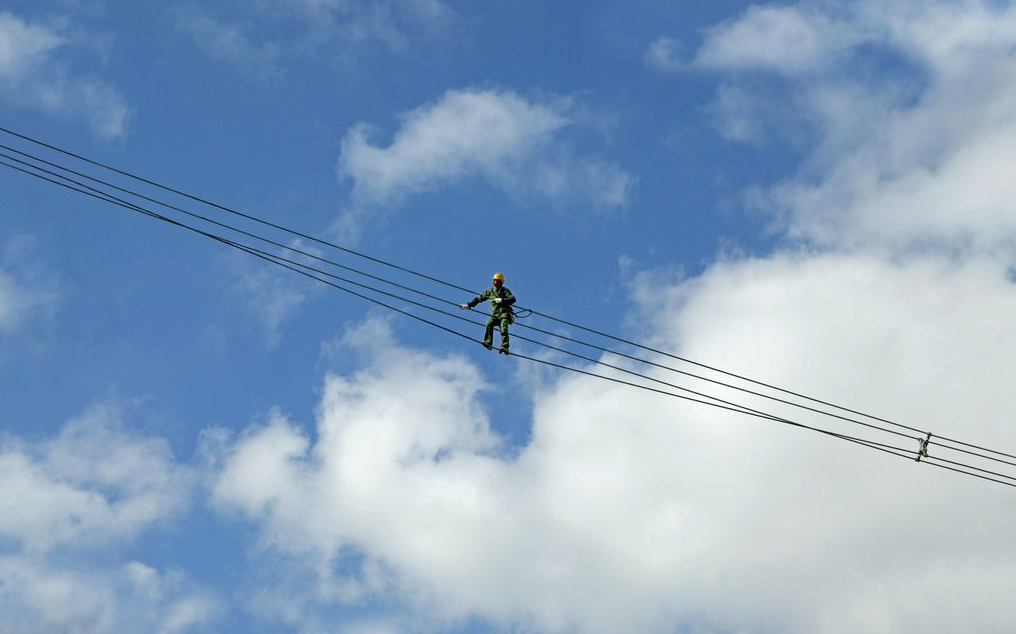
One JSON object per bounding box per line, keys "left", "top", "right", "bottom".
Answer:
{"left": 460, "top": 272, "right": 516, "bottom": 355}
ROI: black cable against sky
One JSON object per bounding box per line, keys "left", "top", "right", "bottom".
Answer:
{"left": 2, "top": 129, "right": 1014, "bottom": 471}
{"left": 0, "top": 154, "right": 927, "bottom": 456}
{"left": 0, "top": 145, "right": 944, "bottom": 455}
{"left": 0, "top": 138, "right": 951, "bottom": 444}
{"left": 0, "top": 124, "right": 938, "bottom": 432}
{"left": 4, "top": 156, "right": 1016, "bottom": 491}
{"left": 6, "top": 122, "right": 1011, "bottom": 465}
{"left": 0, "top": 149, "right": 924, "bottom": 448}
{"left": 2, "top": 127, "right": 1015, "bottom": 486}
{"left": 0, "top": 143, "right": 945, "bottom": 447}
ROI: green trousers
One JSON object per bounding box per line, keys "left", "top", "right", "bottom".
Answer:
{"left": 484, "top": 315, "right": 511, "bottom": 347}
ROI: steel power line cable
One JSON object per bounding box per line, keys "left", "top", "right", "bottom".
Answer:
{"left": 8, "top": 126, "right": 969, "bottom": 449}
{"left": 2, "top": 125, "right": 1015, "bottom": 478}
{"left": 3, "top": 149, "right": 1011, "bottom": 479}
{"left": 0, "top": 146, "right": 927, "bottom": 431}
{"left": 0, "top": 127, "right": 983, "bottom": 440}
{"left": 0, "top": 149, "right": 914, "bottom": 442}
{"left": 0, "top": 144, "right": 468, "bottom": 306}
{"left": 8, "top": 123, "right": 1011, "bottom": 464}
{"left": 3, "top": 138, "right": 1014, "bottom": 478}
{"left": 0, "top": 146, "right": 934, "bottom": 449}
{"left": 0, "top": 142, "right": 958, "bottom": 445}
{"left": 0, "top": 155, "right": 910, "bottom": 447}
{"left": 0, "top": 124, "right": 477, "bottom": 295}
{"left": 5, "top": 156, "right": 1016, "bottom": 491}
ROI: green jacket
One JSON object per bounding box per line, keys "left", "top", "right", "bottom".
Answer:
{"left": 468, "top": 286, "right": 516, "bottom": 317}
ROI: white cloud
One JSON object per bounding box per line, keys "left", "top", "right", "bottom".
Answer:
{"left": 0, "top": 268, "right": 50, "bottom": 335}
{"left": 339, "top": 622, "right": 404, "bottom": 634}
{"left": 766, "top": 31, "right": 1016, "bottom": 251}
{"left": 0, "top": 404, "right": 195, "bottom": 552}
{"left": 706, "top": 82, "right": 768, "bottom": 146}
{"left": 336, "top": 88, "right": 633, "bottom": 231}
{"left": 869, "top": 0, "right": 1016, "bottom": 72}
{"left": 0, "top": 11, "right": 133, "bottom": 140}
{"left": 339, "top": 88, "right": 567, "bottom": 204}
{"left": 230, "top": 238, "right": 329, "bottom": 347}
{"left": 77, "top": 78, "right": 134, "bottom": 141}
{"left": 773, "top": 109, "right": 1016, "bottom": 249}
{"left": 180, "top": 0, "right": 455, "bottom": 76}
{"left": 693, "top": 4, "right": 865, "bottom": 76}
{"left": 225, "top": 239, "right": 326, "bottom": 347}
{"left": 236, "top": 264, "right": 308, "bottom": 347}
{"left": 643, "top": 36, "right": 684, "bottom": 72}
{"left": 683, "top": 0, "right": 1016, "bottom": 251}
{"left": 0, "top": 557, "right": 220, "bottom": 634}
{"left": 0, "top": 11, "right": 63, "bottom": 79}
{"left": 0, "top": 556, "right": 116, "bottom": 633}
{"left": 0, "top": 235, "right": 58, "bottom": 336}
{"left": 210, "top": 280, "right": 1016, "bottom": 633}
{"left": 174, "top": 8, "right": 282, "bottom": 81}
{"left": 273, "top": 0, "right": 455, "bottom": 53}
{"left": 0, "top": 405, "right": 216, "bottom": 633}
{"left": 531, "top": 154, "right": 634, "bottom": 211}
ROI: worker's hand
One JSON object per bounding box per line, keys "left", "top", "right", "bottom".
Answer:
{"left": 459, "top": 303, "right": 469, "bottom": 310}
{"left": 491, "top": 297, "right": 502, "bottom": 304}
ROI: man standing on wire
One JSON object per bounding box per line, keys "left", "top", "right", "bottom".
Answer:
{"left": 460, "top": 272, "right": 516, "bottom": 355}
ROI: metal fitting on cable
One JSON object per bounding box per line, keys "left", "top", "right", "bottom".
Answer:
{"left": 916, "top": 432, "right": 932, "bottom": 462}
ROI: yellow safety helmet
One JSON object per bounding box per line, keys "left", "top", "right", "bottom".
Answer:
{"left": 492, "top": 272, "right": 505, "bottom": 282}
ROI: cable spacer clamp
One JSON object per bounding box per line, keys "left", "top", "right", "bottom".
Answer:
{"left": 916, "top": 432, "right": 932, "bottom": 462}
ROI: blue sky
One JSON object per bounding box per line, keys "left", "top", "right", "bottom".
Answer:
{"left": 3, "top": 1, "right": 1016, "bottom": 633}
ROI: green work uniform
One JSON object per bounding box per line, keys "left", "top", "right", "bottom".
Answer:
{"left": 467, "top": 286, "right": 516, "bottom": 348}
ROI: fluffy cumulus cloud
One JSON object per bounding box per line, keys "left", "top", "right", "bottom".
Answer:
{"left": 209, "top": 293, "right": 1016, "bottom": 633}
{"left": 0, "top": 10, "right": 63, "bottom": 78}
{"left": 0, "top": 558, "right": 220, "bottom": 634}
{"left": 694, "top": 4, "right": 865, "bottom": 76}
{"left": 0, "top": 405, "right": 216, "bottom": 633}
{"left": 0, "top": 11, "right": 133, "bottom": 140}
{"left": 0, "top": 404, "right": 195, "bottom": 552}
{"left": 337, "top": 87, "right": 633, "bottom": 230}
{"left": 675, "top": 0, "right": 1016, "bottom": 251}
{"left": 646, "top": 5, "right": 865, "bottom": 75}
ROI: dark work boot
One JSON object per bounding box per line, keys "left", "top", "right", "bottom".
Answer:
{"left": 499, "top": 344, "right": 509, "bottom": 356}
{"left": 482, "top": 340, "right": 493, "bottom": 351}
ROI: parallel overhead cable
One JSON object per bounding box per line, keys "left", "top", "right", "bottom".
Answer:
{"left": 2, "top": 125, "right": 1014, "bottom": 490}
{"left": 0, "top": 142, "right": 933, "bottom": 447}
{"left": 0, "top": 141, "right": 929, "bottom": 441}
{"left": 4, "top": 124, "right": 1012, "bottom": 463}
{"left": 6, "top": 123, "right": 1013, "bottom": 467}
{"left": 0, "top": 154, "right": 927, "bottom": 464}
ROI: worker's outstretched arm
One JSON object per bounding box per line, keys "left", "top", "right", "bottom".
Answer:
{"left": 459, "top": 289, "right": 491, "bottom": 309}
